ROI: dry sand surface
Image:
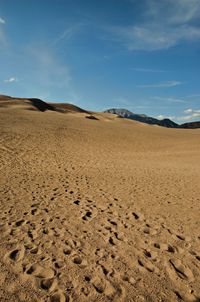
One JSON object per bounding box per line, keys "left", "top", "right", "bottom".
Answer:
{"left": 0, "top": 98, "right": 200, "bottom": 302}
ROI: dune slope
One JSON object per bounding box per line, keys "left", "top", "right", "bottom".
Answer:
{"left": 0, "top": 99, "right": 200, "bottom": 302}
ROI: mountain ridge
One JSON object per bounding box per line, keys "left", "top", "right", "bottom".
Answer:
{"left": 104, "top": 108, "right": 200, "bottom": 129}
{"left": 104, "top": 108, "right": 179, "bottom": 128}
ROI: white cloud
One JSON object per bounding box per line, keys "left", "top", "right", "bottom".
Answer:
{"left": 184, "top": 108, "right": 193, "bottom": 114}
{"left": 109, "top": 24, "right": 200, "bottom": 51}
{"left": 137, "top": 81, "right": 182, "bottom": 88}
{"left": 132, "top": 67, "right": 165, "bottom": 72}
{"left": 0, "top": 17, "right": 7, "bottom": 47}
{"left": 176, "top": 108, "right": 200, "bottom": 121}
{"left": 157, "top": 108, "right": 200, "bottom": 123}
{"left": 145, "top": 0, "right": 200, "bottom": 25}
{"left": 4, "top": 77, "right": 18, "bottom": 83}
{"left": 157, "top": 114, "right": 175, "bottom": 120}
{"left": 152, "top": 96, "right": 185, "bottom": 103}
{"left": 0, "top": 17, "right": 5, "bottom": 24}
{"left": 185, "top": 108, "right": 200, "bottom": 115}
{"left": 106, "top": 0, "right": 200, "bottom": 51}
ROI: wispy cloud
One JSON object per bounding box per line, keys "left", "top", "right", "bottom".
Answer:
{"left": 115, "top": 97, "right": 131, "bottom": 106}
{"left": 175, "top": 108, "right": 200, "bottom": 121}
{"left": 4, "top": 77, "right": 18, "bottom": 83}
{"left": 17, "top": 44, "right": 73, "bottom": 100}
{"left": 152, "top": 96, "right": 186, "bottom": 103}
{"left": 137, "top": 81, "right": 182, "bottom": 88}
{"left": 28, "top": 46, "right": 71, "bottom": 88}
{"left": 156, "top": 108, "right": 200, "bottom": 123}
{"left": 184, "top": 108, "right": 200, "bottom": 115}
{"left": 0, "top": 17, "right": 7, "bottom": 47}
{"left": 157, "top": 114, "right": 175, "bottom": 120}
{"left": 66, "top": 91, "right": 82, "bottom": 104}
{"left": 0, "top": 17, "right": 5, "bottom": 24}
{"left": 187, "top": 94, "right": 200, "bottom": 98}
{"left": 132, "top": 67, "right": 166, "bottom": 72}
{"left": 52, "top": 23, "right": 83, "bottom": 46}
{"left": 106, "top": 0, "right": 200, "bottom": 51}
{"left": 145, "top": 0, "right": 200, "bottom": 25}
{"left": 173, "top": 108, "right": 200, "bottom": 122}
{"left": 108, "top": 24, "right": 200, "bottom": 52}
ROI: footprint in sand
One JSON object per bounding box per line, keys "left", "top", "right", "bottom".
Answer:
{"left": 30, "top": 246, "right": 41, "bottom": 255}
{"left": 137, "top": 257, "right": 159, "bottom": 273}
{"left": 108, "top": 236, "right": 117, "bottom": 246}
{"left": 171, "top": 233, "right": 191, "bottom": 243}
{"left": 15, "top": 219, "right": 26, "bottom": 227}
{"left": 82, "top": 211, "right": 92, "bottom": 221}
{"left": 143, "top": 225, "right": 158, "bottom": 235}
{"left": 30, "top": 207, "right": 39, "bottom": 216}
{"left": 143, "top": 249, "right": 158, "bottom": 261}
{"left": 26, "top": 263, "right": 55, "bottom": 279}
{"left": 37, "top": 278, "right": 58, "bottom": 292}
{"left": 50, "top": 291, "right": 71, "bottom": 302}
{"left": 54, "top": 260, "right": 65, "bottom": 269}
{"left": 27, "top": 229, "right": 38, "bottom": 240}
{"left": 166, "top": 258, "right": 194, "bottom": 282}
{"left": 132, "top": 212, "right": 144, "bottom": 221}
{"left": 7, "top": 246, "right": 25, "bottom": 262}
{"left": 73, "top": 255, "right": 88, "bottom": 268}
{"left": 122, "top": 273, "right": 136, "bottom": 285}
{"left": 26, "top": 263, "right": 60, "bottom": 294}
{"left": 92, "top": 276, "right": 125, "bottom": 300}
{"left": 73, "top": 200, "right": 80, "bottom": 205}
{"left": 153, "top": 242, "right": 176, "bottom": 253}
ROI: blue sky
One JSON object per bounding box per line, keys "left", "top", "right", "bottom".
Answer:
{"left": 0, "top": 0, "right": 200, "bottom": 122}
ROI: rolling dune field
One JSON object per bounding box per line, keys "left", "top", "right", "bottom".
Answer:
{"left": 0, "top": 98, "right": 200, "bottom": 302}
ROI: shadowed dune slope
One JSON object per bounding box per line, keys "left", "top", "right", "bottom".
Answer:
{"left": 0, "top": 95, "right": 89, "bottom": 114}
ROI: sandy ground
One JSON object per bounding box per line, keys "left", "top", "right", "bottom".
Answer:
{"left": 0, "top": 102, "right": 200, "bottom": 302}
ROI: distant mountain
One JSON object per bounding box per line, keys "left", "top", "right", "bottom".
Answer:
{"left": 179, "top": 121, "right": 200, "bottom": 129}
{"left": 104, "top": 108, "right": 179, "bottom": 128}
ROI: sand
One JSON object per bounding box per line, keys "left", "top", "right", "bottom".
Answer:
{"left": 0, "top": 99, "right": 200, "bottom": 302}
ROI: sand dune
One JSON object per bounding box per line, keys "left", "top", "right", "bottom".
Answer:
{"left": 0, "top": 96, "right": 89, "bottom": 114}
{"left": 0, "top": 97, "right": 200, "bottom": 302}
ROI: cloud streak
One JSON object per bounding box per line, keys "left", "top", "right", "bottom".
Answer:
{"left": 18, "top": 44, "right": 73, "bottom": 100}
{"left": 132, "top": 67, "right": 165, "bottom": 72}
{"left": 0, "top": 17, "right": 7, "bottom": 48}
{"left": 152, "top": 96, "right": 185, "bottom": 103}
{"left": 4, "top": 77, "right": 18, "bottom": 83}
{"left": 187, "top": 94, "right": 200, "bottom": 98}
{"left": 137, "top": 81, "right": 182, "bottom": 88}
{"left": 106, "top": 0, "right": 200, "bottom": 51}
{"left": 172, "top": 108, "right": 200, "bottom": 121}
{"left": 28, "top": 46, "right": 71, "bottom": 88}
{"left": 52, "top": 23, "right": 83, "bottom": 46}
{"left": 0, "top": 17, "right": 5, "bottom": 24}
{"left": 156, "top": 108, "right": 200, "bottom": 123}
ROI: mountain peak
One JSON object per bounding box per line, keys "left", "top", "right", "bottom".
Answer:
{"left": 104, "top": 108, "right": 178, "bottom": 128}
